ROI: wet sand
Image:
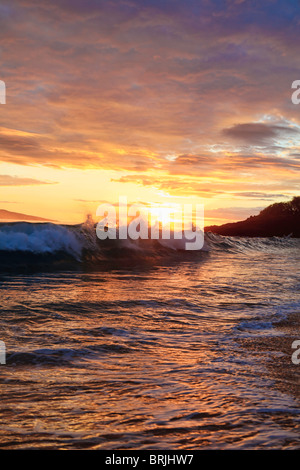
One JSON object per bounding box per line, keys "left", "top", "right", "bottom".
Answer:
{"left": 239, "top": 313, "right": 300, "bottom": 400}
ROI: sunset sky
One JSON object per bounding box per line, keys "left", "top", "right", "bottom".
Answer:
{"left": 0, "top": 0, "right": 300, "bottom": 224}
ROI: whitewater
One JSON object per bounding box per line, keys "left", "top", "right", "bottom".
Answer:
{"left": 0, "top": 220, "right": 298, "bottom": 267}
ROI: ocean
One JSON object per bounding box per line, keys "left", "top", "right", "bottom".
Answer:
{"left": 0, "top": 221, "right": 299, "bottom": 449}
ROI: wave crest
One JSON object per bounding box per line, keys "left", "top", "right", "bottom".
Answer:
{"left": 0, "top": 221, "right": 298, "bottom": 272}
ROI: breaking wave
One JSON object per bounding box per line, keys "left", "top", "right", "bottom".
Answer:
{"left": 0, "top": 219, "right": 299, "bottom": 272}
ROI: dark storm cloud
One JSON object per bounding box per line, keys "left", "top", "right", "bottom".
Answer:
{"left": 222, "top": 123, "right": 300, "bottom": 145}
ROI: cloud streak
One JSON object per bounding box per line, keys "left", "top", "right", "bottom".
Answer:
{"left": 0, "top": 174, "right": 56, "bottom": 186}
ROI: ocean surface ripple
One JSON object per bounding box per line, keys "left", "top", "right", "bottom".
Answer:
{"left": 0, "top": 222, "right": 299, "bottom": 449}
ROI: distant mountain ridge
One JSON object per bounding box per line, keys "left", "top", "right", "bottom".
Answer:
{"left": 205, "top": 197, "right": 300, "bottom": 238}
{"left": 0, "top": 209, "right": 54, "bottom": 222}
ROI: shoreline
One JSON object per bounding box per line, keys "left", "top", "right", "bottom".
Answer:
{"left": 239, "top": 312, "right": 300, "bottom": 401}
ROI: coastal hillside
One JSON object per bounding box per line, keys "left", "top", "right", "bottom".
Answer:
{"left": 205, "top": 197, "right": 300, "bottom": 238}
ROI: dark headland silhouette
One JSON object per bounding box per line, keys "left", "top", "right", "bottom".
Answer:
{"left": 205, "top": 197, "right": 300, "bottom": 238}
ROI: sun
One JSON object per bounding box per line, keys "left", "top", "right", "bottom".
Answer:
{"left": 148, "top": 204, "right": 183, "bottom": 230}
